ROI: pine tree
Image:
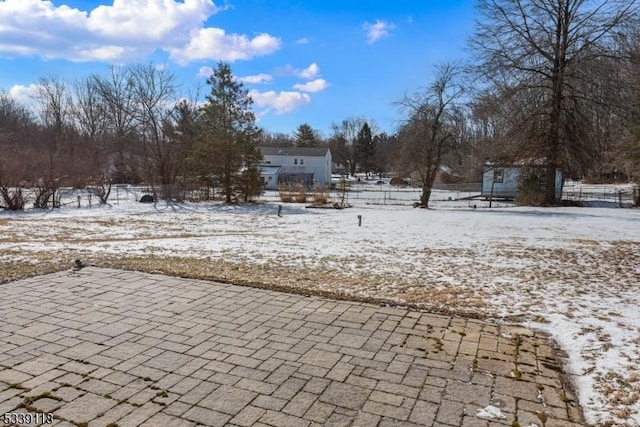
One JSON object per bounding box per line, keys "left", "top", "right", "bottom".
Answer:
{"left": 196, "top": 62, "right": 262, "bottom": 203}
{"left": 354, "top": 123, "right": 375, "bottom": 178}
{"left": 293, "top": 123, "right": 320, "bottom": 147}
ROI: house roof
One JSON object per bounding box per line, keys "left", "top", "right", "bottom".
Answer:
{"left": 259, "top": 146, "right": 330, "bottom": 157}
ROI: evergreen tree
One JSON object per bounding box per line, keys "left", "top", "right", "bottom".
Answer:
{"left": 293, "top": 123, "right": 320, "bottom": 147}
{"left": 354, "top": 123, "right": 376, "bottom": 177}
{"left": 196, "top": 62, "right": 262, "bottom": 203}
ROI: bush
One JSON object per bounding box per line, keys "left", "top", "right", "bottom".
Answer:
{"left": 390, "top": 177, "right": 411, "bottom": 186}
{"left": 278, "top": 183, "right": 293, "bottom": 202}
{"left": 292, "top": 183, "right": 307, "bottom": 203}
{"left": 278, "top": 183, "right": 307, "bottom": 203}
{"left": 0, "top": 186, "right": 26, "bottom": 210}
{"left": 312, "top": 184, "right": 329, "bottom": 205}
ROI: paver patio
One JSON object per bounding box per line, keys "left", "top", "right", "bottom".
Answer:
{"left": 0, "top": 268, "right": 585, "bottom": 426}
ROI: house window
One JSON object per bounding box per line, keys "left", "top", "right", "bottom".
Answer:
{"left": 300, "top": 158, "right": 304, "bottom": 165}
{"left": 294, "top": 159, "right": 298, "bottom": 165}
{"left": 493, "top": 169, "right": 504, "bottom": 183}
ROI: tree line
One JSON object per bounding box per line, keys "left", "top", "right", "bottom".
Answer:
{"left": 1, "top": 0, "right": 638, "bottom": 209}
{"left": 0, "top": 62, "right": 265, "bottom": 209}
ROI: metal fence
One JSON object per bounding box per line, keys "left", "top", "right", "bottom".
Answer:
{"left": 562, "top": 184, "right": 639, "bottom": 207}
{"left": 330, "top": 183, "right": 483, "bottom": 206}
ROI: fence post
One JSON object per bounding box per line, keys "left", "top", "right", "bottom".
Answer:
{"left": 618, "top": 191, "right": 622, "bottom": 208}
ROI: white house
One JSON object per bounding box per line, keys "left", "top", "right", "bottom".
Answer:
{"left": 259, "top": 147, "right": 332, "bottom": 190}
{"left": 481, "top": 163, "right": 563, "bottom": 200}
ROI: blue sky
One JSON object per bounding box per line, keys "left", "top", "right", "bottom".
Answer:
{"left": 0, "top": 0, "right": 476, "bottom": 136}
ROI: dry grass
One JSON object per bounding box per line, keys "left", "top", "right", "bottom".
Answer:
{"left": 97, "top": 255, "right": 485, "bottom": 316}
{"left": 312, "top": 184, "right": 329, "bottom": 205}
{"left": 0, "top": 253, "right": 75, "bottom": 285}
{"left": 278, "top": 183, "right": 307, "bottom": 203}
{"left": 277, "top": 185, "right": 294, "bottom": 203}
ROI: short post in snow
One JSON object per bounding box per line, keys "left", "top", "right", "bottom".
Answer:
{"left": 277, "top": 205, "right": 283, "bottom": 217}
{"left": 77, "top": 195, "right": 81, "bottom": 208}
{"left": 357, "top": 215, "right": 362, "bottom": 226}
{"left": 618, "top": 191, "right": 622, "bottom": 208}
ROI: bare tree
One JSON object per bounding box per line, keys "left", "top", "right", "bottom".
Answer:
{"left": 0, "top": 92, "right": 39, "bottom": 210}
{"left": 618, "top": 26, "right": 640, "bottom": 193}
{"left": 257, "top": 131, "right": 295, "bottom": 147}
{"left": 93, "top": 66, "right": 138, "bottom": 183}
{"left": 396, "top": 63, "right": 466, "bottom": 208}
{"left": 128, "top": 64, "right": 183, "bottom": 200}
{"left": 0, "top": 156, "right": 29, "bottom": 210}
{"left": 70, "top": 75, "right": 112, "bottom": 193}
{"left": 471, "top": 0, "right": 638, "bottom": 204}
{"left": 34, "top": 76, "right": 75, "bottom": 207}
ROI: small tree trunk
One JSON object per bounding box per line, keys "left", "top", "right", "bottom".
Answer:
{"left": 421, "top": 185, "right": 431, "bottom": 208}
{"left": 544, "top": 163, "right": 557, "bottom": 205}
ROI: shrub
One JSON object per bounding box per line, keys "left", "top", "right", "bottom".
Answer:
{"left": 312, "top": 184, "right": 329, "bottom": 205}
{"left": 278, "top": 183, "right": 294, "bottom": 202}
{"left": 292, "top": 183, "right": 307, "bottom": 203}
{"left": 278, "top": 183, "right": 308, "bottom": 203}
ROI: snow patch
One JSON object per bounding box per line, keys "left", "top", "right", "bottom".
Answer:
{"left": 476, "top": 405, "right": 507, "bottom": 420}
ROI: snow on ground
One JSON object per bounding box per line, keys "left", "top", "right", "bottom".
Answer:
{"left": 1, "top": 184, "right": 639, "bottom": 425}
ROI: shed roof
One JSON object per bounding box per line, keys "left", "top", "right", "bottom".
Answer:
{"left": 259, "top": 146, "right": 330, "bottom": 157}
{"left": 258, "top": 165, "right": 281, "bottom": 176}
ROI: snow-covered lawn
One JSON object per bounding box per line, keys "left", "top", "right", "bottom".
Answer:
{"left": 1, "top": 186, "right": 638, "bottom": 426}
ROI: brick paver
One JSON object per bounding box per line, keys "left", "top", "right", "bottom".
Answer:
{"left": 0, "top": 268, "right": 585, "bottom": 426}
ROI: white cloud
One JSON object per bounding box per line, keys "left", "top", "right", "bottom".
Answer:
{"left": 8, "top": 84, "right": 40, "bottom": 111}
{"left": 198, "top": 66, "right": 214, "bottom": 78}
{"left": 238, "top": 73, "right": 273, "bottom": 84}
{"left": 278, "top": 62, "right": 320, "bottom": 79}
{"left": 297, "top": 63, "right": 320, "bottom": 79}
{"left": 363, "top": 20, "right": 395, "bottom": 44}
{"left": 292, "top": 78, "right": 329, "bottom": 93}
{"left": 170, "top": 29, "right": 281, "bottom": 64}
{"left": 295, "top": 37, "right": 309, "bottom": 45}
{"left": 0, "top": 0, "right": 280, "bottom": 64}
{"left": 86, "top": 0, "right": 216, "bottom": 42}
{"left": 0, "top": 0, "right": 89, "bottom": 59}
{"left": 72, "top": 46, "right": 133, "bottom": 62}
{"left": 249, "top": 90, "right": 310, "bottom": 115}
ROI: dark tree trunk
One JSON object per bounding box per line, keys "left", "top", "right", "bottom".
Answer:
{"left": 421, "top": 184, "right": 432, "bottom": 208}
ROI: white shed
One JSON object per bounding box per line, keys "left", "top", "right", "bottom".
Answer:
{"left": 481, "top": 163, "right": 563, "bottom": 200}
{"left": 259, "top": 147, "right": 332, "bottom": 189}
